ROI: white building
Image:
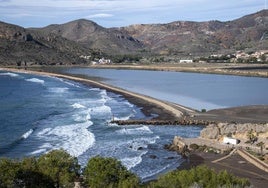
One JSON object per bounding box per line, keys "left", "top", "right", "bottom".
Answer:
{"left": 179, "top": 59, "right": 193, "bottom": 63}
{"left": 223, "top": 137, "right": 239, "bottom": 145}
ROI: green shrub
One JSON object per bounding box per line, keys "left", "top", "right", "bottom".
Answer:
{"left": 189, "top": 143, "right": 199, "bottom": 150}
{"left": 148, "top": 165, "right": 250, "bottom": 188}
{"left": 83, "top": 156, "right": 139, "bottom": 188}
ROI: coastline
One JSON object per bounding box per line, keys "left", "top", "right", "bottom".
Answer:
{"left": 1, "top": 67, "right": 268, "bottom": 186}
{"left": 0, "top": 67, "right": 190, "bottom": 120}
{"left": 1, "top": 67, "right": 268, "bottom": 124}
{"left": 90, "top": 63, "right": 268, "bottom": 78}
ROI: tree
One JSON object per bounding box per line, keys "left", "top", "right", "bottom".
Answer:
{"left": 16, "top": 157, "right": 54, "bottom": 188}
{"left": 37, "top": 149, "right": 80, "bottom": 188}
{"left": 83, "top": 156, "right": 139, "bottom": 188}
{"left": 0, "top": 158, "right": 20, "bottom": 187}
{"left": 247, "top": 129, "right": 257, "bottom": 144}
{"left": 148, "top": 165, "right": 250, "bottom": 188}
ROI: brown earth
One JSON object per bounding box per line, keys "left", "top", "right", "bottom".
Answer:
{"left": 181, "top": 152, "right": 268, "bottom": 188}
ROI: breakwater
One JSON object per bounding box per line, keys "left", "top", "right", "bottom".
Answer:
{"left": 110, "top": 119, "right": 214, "bottom": 126}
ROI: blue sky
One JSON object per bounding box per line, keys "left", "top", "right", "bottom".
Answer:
{"left": 0, "top": 0, "right": 266, "bottom": 28}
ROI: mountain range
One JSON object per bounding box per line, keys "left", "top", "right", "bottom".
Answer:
{"left": 0, "top": 10, "right": 267, "bottom": 65}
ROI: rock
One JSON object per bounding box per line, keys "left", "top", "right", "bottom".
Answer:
{"left": 220, "top": 123, "right": 237, "bottom": 135}
{"left": 173, "top": 136, "right": 188, "bottom": 153}
{"left": 200, "top": 124, "right": 220, "bottom": 139}
{"left": 137, "top": 147, "right": 143, "bottom": 150}
{"left": 149, "top": 155, "right": 157, "bottom": 159}
{"left": 167, "top": 156, "right": 175, "bottom": 160}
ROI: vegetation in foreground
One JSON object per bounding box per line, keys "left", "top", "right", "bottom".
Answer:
{"left": 0, "top": 150, "right": 250, "bottom": 188}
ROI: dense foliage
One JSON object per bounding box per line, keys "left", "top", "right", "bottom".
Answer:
{"left": 0, "top": 149, "right": 79, "bottom": 188}
{"left": 0, "top": 150, "right": 250, "bottom": 188}
{"left": 83, "top": 156, "right": 139, "bottom": 188}
{"left": 148, "top": 165, "right": 250, "bottom": 188}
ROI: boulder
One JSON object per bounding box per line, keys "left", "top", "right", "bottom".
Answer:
{"left": 200, "top": 124, "right": 220, "bottom": 139}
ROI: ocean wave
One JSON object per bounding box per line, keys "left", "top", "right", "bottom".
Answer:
{"left": 113, "top": 114, "right": 134, "bottom": 121}
{"left": 72, "top": 110, "right": 91, "bottom": 122}
{"left": 36, "top": 122, "right": 95, "bottom": 157}
{"left": 117, "top": 126, "right": 153, "bottom": 135}
{"left": 89, "top": 105, "right": 111, "bottom": 115}
{"left": 128, "top": 136, "right": 160, "bottom": 152}
{"left": 0, "top": 72, "right": 20, "bottom": 77}
{"left": 26, "top": 78, "right": 45, "bottom": 84}
{"left": 48, "top": 87, "right": 69, "bottom": 93}
{"left": 121, "top": 152, "right": 147, "bottom": 170}
{"left": 30, "top": 148, "right": 47, "bottom": 155}
{"left": 71, "top": 103, "right": 86, "bottom": 109}
{"left": 21, "top": 129, "right": 34, "bottom": 139}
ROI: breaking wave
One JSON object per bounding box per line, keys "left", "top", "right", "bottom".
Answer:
{"left": 26, "top": 78, "right": 45, "bottom": 84}
{"left": 71, "top": 103, "right": 86, "bottom": 109}
{"left": 48, "top": 87, "right": 69, "bottom": 93}
{"left": 21, "top": 129, "right": 34, "bottom": 139}
{"left": 0, "top": 72, "right": 20, "bottom": 77}
{"left": 35, "top": 122, "right": 95, "bottom": 157}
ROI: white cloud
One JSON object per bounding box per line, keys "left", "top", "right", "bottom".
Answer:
{"left": 85, "top": 13, "right": 113, "bottom": 19}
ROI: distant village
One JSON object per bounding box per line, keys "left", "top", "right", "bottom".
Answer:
{"left": 197, "top": 50, "right": 268, "bottom": 64}
{"left": 80, "top": 50, "right": 268, "bottom": 65}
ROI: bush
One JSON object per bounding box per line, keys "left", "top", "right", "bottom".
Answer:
{"left": 37, "top": 149, "right": 80, "bottom": 188}
{"left": 148, "top": 165, "right": 250, "bottom": 188}
{"left": 201, "top": 109, "right": 207, "bottom": 113}
{"left": 189, "top": 143, "right": 199, "bottom": 150}
{"left": 83, "top": 156, "right": 139, "bottom": 188}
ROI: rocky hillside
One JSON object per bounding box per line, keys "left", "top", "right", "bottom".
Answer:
{"left": 0, "top": 21, "right": 93, "bottom": 65}
{"left": 36, "top": 19, "right": 144, "bottom": 55}
{"left": 121, "top": 10, "right": 268, "bottom": 56}
{"left": 0, "top": 10, "right": 267, "bottom": 65}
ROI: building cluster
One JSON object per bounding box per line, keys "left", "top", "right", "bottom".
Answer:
{"left": 79, "top": 54, "right": 112, "bottom": 65}
{"left": 91, "top": 57, "right": 112, "bottom": 65}
{"left": 234, "top": 50, "right": 268, "bottom": 62}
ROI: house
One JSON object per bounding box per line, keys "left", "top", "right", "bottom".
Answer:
{"left": 179, "top": 59, "right": 193, "bottom": 63}
{"left": 223, "top": 137, "right": 239, "bottom": 145}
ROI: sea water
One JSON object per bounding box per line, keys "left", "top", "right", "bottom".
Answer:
{"left": 0, "top": 71, "right": 202, "bottom": 181}
{"left": 62, "top": 68, "right": 268, "bottom": 110}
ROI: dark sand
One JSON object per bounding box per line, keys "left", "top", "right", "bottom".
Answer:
{"left": 177, "top": 152, "right": 268, "bottom": 188}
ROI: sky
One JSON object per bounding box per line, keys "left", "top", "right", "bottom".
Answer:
{"left": 0, "top": 0, "right": 266, "bottom": 28}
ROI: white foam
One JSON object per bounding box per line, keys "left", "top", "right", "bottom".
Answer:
{"left": 0, "top": 72, "right": 19, "bottom": 77}
{"left": 21, "top": 129, "right": 34, "bottom": 139}
{"left": 55, "top": 77, "right": 81, "bottom": 88}
{"left": 71, "top": 103, "right": 86, "bottom": 109}
{"left": 30, "top": 148, "right": 47, "bottom": 155}
{"left": 72, "top": 110, "right": 91, "bottom": 122}
{"left": 36, "top": 122, "right": 95, "bottom": 157}
{"left": 113, "top": 114, "right": 133, "bottom": 121}
{"left": 49, "top": 87, "right": 69, "bottom": 93}
{"left": 26, "top": 78, "right": 45, "bottom": 84}
{"left": 117, "top": 126, "right": 153, "bottom": 135}
{"left": 121, "top": 153, "right": 146, "bottom": 170}
{"left": 123, "top": 101, "right": 134, "bottom": 108}
{"left": 90, "top": 105, "right": 111, "bottom": 115}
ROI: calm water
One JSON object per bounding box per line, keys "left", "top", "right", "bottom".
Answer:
{"left": 0, "top": 71, "right": 201, "bottom": 181}
{"left": 63, "top": 68, "right": 268, "bottom": 110}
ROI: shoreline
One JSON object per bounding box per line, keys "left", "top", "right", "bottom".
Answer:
{"left": 1, "top": 67, "right": 268, "bottom": 124}
{"left": 0, "top": 67, "right": 191, "bottom": 120}
{"left": 90, "top": 63, "right": 268, "bottom": 78}
{"left": 1, "top": 67, "right": 268, "bottom": 186}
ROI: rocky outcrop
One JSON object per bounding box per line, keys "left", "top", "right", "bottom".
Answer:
{"left": 165, "top": 136, "right": 189, "bottom": 157}
{"left": 200, "top": 123, "right": 268, "bottom": 140}
{"left": 200, "top": 125, "right": 220, "bottom": 139}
